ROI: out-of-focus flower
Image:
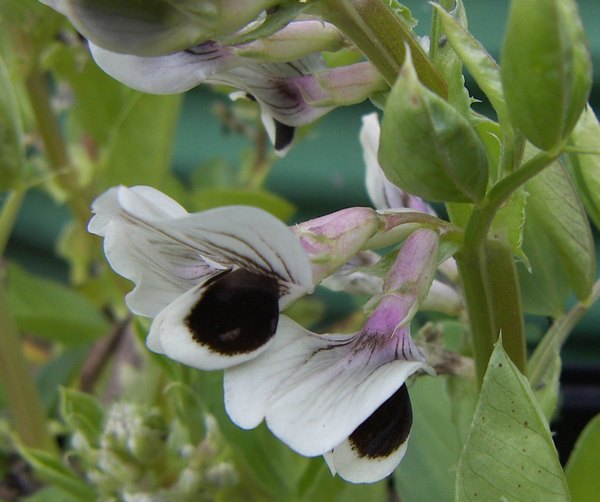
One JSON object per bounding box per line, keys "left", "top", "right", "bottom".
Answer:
{"left": 224, "top": 228, "right": 438, "bottom": 483}
{"left": 88, "top": 185, "right": 313, "bottom": 369}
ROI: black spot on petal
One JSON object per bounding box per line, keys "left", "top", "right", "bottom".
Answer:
{"left": 273, "top": 120, "right": 295, "bottom": 152}
{"left": 185, "top": 269, "right": 280, "bottom": 355}
{"left": 348, "top": 385, "right": 412, "bottom": 459}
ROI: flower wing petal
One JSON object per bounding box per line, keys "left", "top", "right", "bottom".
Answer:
{"left": 224, "top": 316, "right": 428, "bottom": 456}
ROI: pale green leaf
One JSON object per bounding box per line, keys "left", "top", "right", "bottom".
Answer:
{"left": 568, "top": 105, "right": 600, "bottom": 231}
{"left": 528, "top": 332, "right": 562, "bottom": 421}
{"left": 379, "top": 51, "right": 488, "bottom": 203}
{"left": 394, "top": 376, "right": 461, "bottom": 502}
{"left": 524, "top": 155, "right": 595, "bottom": 301}
{"left": 6, "top": 262, "right": 110, "bottom": 345}
{"left": 565, "top": 413, "right": 600, "bottom": 502}
{"left": 434, "top": 3, "right": 508, "bottom": 125}
{"left": 18, "top": 447, "right": 96, "bottom": 501}
{"left": 456, "top": 342, "right": 569, "bottom": 502}
{"left": 60, "top": 388, "right": 105, "bottom": 446}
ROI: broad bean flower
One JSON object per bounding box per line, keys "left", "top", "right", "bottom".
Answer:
{"left": 88, "top": 185, "right": 314, "bottom": 369}
{"left": 225, "top": 228, "right": 438, "bottom": 482}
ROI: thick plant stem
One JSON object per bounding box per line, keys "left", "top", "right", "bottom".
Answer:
{"left": 0, "top": 279, "right": 55, "bottom": 452}
{"left": 456, "top": 246, "right": 496, "bottom": 385}
{"left": 317, "top": 0, "right": 447, "bottom": 96}
{"left": 0, "top": 189, "right": 26, "bottom": 256}
{"left": 459, "top": 151, "right": 558, "bottom": 384}
{"left": 484, "top": 239, "right": 526, "bottom": 373}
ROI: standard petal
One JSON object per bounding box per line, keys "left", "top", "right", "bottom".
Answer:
{"left": 148, "top": 269, "right": 281, "bottom": 369}
{"left": 89, "top": 186, "right": 313, "bottom": 316}
{"left": 89, "top": 42, "right": 236, "bottom": 94}
{"left": 224, "top": 316, "right": 429, "bottom": 456}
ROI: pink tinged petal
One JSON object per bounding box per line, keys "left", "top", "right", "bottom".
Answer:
{"left": 324, "top": 385, "right": 412, "bottom": 483}
{"left": 89, "top": 41, "right": 236, "bottom": 94}
{"left": 148, "top": 269, "right": 281, "bottom": 369}
{"left": 361, "top": 113, "right": 436, "bottom": 215}
{"left": 224, "top": 316, "right": 429, "bottom": 457}
{"left": 293, "top": 207, "right": 380, "bottom": 283}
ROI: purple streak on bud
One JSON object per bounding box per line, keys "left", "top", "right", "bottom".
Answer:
{"left": 293, "top": 207, "right": 381, "bottom": 283}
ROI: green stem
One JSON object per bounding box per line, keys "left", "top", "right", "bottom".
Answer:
{"left": 25, "top": 71, "right": 90, "bottom": 224}
{"left": 529, "top": 279, "right": 600, "bottom": 389}
{"left": 484, "top": 239, "right": 526, "bottom": 373}
{"left": 464, "top": 150, "right": 559, "bottom": 245}
{"left": 458, "top": 151, "right": 558, "bottom": 383}
{"left": 316, "top": 0, "right": 447, "bottom": 97}
{"left": 0, "top": 276, "right": 55, "bottom": 452}
{"left": 0, "top": 189, "right": 26, "bottom": 256}
{"left": 456, "top": 246, "right": 496, "bottom": 385}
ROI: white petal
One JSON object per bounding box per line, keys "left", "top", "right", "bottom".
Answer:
{"left": 89, "top": 42, "right": 235, "bottom": 94}
{"left": 324, "top": 434, "right": 409, "bottom": 484}
{"left": 224, "top": 317, "right": 428, "bottom": 456}
{"left": 89, "top": 186, "right": 313, "bottom": 316}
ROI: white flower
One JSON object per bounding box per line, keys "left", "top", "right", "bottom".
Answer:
{"left": 224, "top": 228, "right": 439, "bottom": 483}
{"left": 88, "top": 185, "right": 313, "bottom": 369}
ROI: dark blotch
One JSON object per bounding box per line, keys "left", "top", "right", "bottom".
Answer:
{"left": 273, "top": 120, "right": 295, "bottom": 152}
{"left": 185, "top": 269, "right": 279, "bottom": 355}
{"left": 348, "top": 385, "right": 412, "bottom": 459}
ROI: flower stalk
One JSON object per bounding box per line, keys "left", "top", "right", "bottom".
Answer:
{"left": 316, "top": 0, "right": 447, "bottom": 97}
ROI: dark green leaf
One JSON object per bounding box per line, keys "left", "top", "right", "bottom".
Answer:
{"left": 6, "top": 263, "right": 110, "bottom": 345}
{"left": 379, "top": 51, "right": 488, "bottom": 203}
{"left": 501, "top": 0, "right": 592, "bottom": 150}
{"left": 565, "top": 413, "right": 600, "bottom": 502}
{"left": 456, "top": 342, "right": 569, "bottom": 501}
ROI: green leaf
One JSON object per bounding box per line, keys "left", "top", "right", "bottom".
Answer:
{"left": 456, "top": 342, "right": 569, "bottom": 501}
{"left": 60, "top": 388, "right": 105, "bottom": 446}
{"left": 6, "top": 262, "right": 110, "bottom": 345}
{"left": 379, "top": 51, "right": 488, "bottom": 203}
{"left": 394, "top": 376, "right": 461, "bottom": 502}
{"left": 0, "top": 54, "right": 26, "bottom": 189}
{"left": 190, "top": 188, "right": 296, "bottom": 222}
{"left": 490, "top": 187, "right": 527, "bottom": 261}
{"left": 568, "top": 105, "right": 600, "bottom": 231}
{"left": 434, "top": 3, "right": 507, "bottom": 125}
{"left": 18, "top": 447, "right": 96, "bottom": 501}
{"left": 430, "top": 0, "right": 471, "bottom": 118}
{"left": 565, "top": 413, "right": 600, "bottom": 502}
{"left": 517, "top": 210, "right": 570, "bottom": 317}
{"left": 524, "top": 154, "right": 595, "bottom": 301}
{"left": 527, "top": 331, "right": 562, "bottom": 421}
{"left": 22, "top": 485, "right": 80, "bottom": 502}
{"left": 100, "top": 92, "right": 181, "bottom": 189}
{"left": 501, "top": 0, "right": 592, "bottom": 150}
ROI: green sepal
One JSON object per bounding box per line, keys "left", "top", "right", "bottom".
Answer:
{"left": 456, "top": 341, "right": 570, "bottom": 501}
{"left": 501, "top": 0, "right": 592, "bottom": 151}
{"left": 379, "top": 50, "right": 488, "bottom": 203}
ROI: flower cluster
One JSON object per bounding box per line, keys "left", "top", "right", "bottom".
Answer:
{"left": 85, "top": 111, "right": 465, "bottom": 482}
{"left": 43, "top": 0, "right": 464, "bottom": 486}
{"left": 41, "top": 0, "right": 386, "bottom": 154}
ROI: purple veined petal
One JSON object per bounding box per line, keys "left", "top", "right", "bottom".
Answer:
{"left": 88, "top": 186, "right": 313, "bottom": 317}
{"left": 224, "top": 316, "right": 430, "bottom": 457}
{"left": 89, "top": 41, "right": 238, "bottom": 94}
{"left": 323, "top": 385, "right": 412, "bottom": 483}
{"left": 147, "top": 269, "right": 283, "bottom": 369}
{"left": 361, "top": 113, "right": 436, "bottom": 215}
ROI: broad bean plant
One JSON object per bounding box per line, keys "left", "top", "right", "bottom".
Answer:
{"left": 1, "top": 0, "right": 599, "bottom": 500}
